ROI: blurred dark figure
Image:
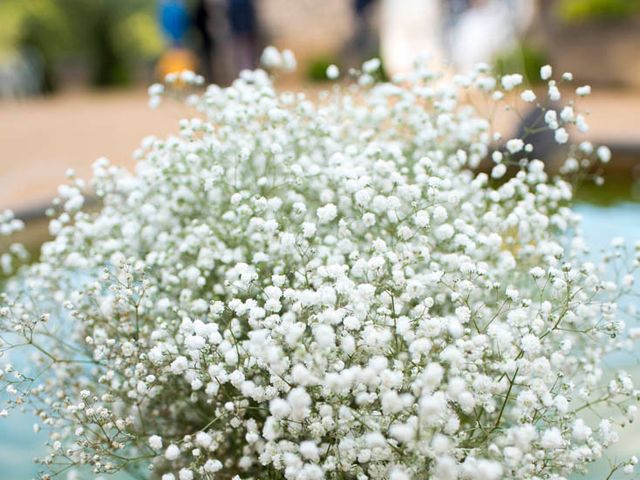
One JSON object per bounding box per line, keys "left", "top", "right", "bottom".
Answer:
{"left": 194, "top": 0, "right": 215, "bottom": 81}
{"left": 442, "top": 0, "right": 472, "bottom": 40}
{"left": 514, "top": 103, "right": 560, "bottom": 164}
{"left": 227, "top": 0, "right": 259, "bottom": 74}
{"left": 444, "top": 0, "right": 472, "bottom": 16}
{"left": 343, "top": 0, "right": 379, "bottom": 68}
{"left": 18, "top": 19, "right": 56, "bottom": 93}
{"left": 441, "top": 0, "right": 471, "bottom": 62}
{"left": 94, "top": 10, "right": 129, "bottom": 86}
{"left": 354, "top": 0, "right": 378, "bottom": 53}
{"left": 355, "top": 0, "right": 376, "bottom": 15}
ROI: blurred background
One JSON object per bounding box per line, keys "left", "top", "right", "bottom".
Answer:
{"left": 1, "top": 0, "right": 640, "bottom": 218}
{"left": 1, "top": 0, "right": 640, "bottom": 478}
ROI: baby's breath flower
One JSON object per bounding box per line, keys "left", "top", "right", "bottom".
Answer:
{"left": 501, "top": 73, "right": 523, "bottom": 91}
{"left": 576, "top": 85, "right": 592, "bottom": 96}
{"left": 165, "top": 444, "right": 180, "bottom": 461}
{"left": 326, "top": 64, "right": 340, "bottom": 80}
{"left": 0, "top": 51, "right": 636, "bottom": 480}
{"left": 520, "top": 89, "right": 536, "bottom": 103}
{"left": 555, "top": 127, "right": 569, "bottom": 144}
{"left": 506, "top": 138, "right": 524, "bottom": 153}
{"left": 363, "top": 58, "right": 381, "bottom": 74}
{"left": 597, "top": 145, "right": 612, "bottom": 163}
{"left": 491, "top": 163, "right": 507, "bottom": 179}
{"left": 548, "top": 81, "right": 561, "bottom": 101}
{"left": 260, "top": 45, "right": 282, "bottom": 69}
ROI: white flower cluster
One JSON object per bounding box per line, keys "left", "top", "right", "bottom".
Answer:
{"left": 0, "top": 209, "right": 24, "bottom": 237}
{"left": 1, "top": 50, "right": 639, "bottom": 480}
{"left": 0, "top": 210, "right": 27, "bottom": 277}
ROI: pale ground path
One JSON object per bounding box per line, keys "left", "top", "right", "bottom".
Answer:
{"left": 0, "top": 89, "right": 188, "bottom": 214}
{"left": 0, "top": 87, "right": 639, "bottom": 214}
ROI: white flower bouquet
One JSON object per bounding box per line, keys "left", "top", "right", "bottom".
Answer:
{"left": 1, "top": 48, "right": 638, "bottom": 479}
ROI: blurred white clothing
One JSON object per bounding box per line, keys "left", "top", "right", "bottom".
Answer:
{"left": 380, "top": 0, "right": 444, "bottom": 76}
{"left": 450, "top": 0, "right": 536, "bottom": 71}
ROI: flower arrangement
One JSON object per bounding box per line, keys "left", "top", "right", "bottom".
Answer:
{"left": 1, "top": 48, "right": 639, "bottom": 480}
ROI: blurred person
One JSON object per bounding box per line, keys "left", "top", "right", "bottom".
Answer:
{"left": 442, "top": 0, "right": 472, "bottom": 53}
{"left": 205, "top": 0, "right": 237, "bottom": 85}
{"left": 227, "top": 0, "right": 260, "bottom": 75}
{"left": 379, "top": 0, "right": 535, "bottom": 76}
{"left": 342, "top": 0, "right": 380, "bottom": 68}
{"left": 448, "top": 0, "right": 535, "bottom": 71}
{"left": 157, "top": 0, "right": 197, "bottom": 78}
{"left": 160, "top": 0, "right": 191, "bottom": 46}
{"left": 447, "top": 1, "right": 554, "bottom": 162}
{"left": 0, "top": 52, "right": 41, "bottom": 99}
{"left": 380, "top": 0, "right": 444, "bottom": 76}
{"left": 194, "top": 0, "right": 215, "bottom": 81}
{"left": 444, "top": 0, "right": 473, "bottom": 16}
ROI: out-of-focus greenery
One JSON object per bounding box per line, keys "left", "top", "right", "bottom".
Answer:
{"left": 574, "top": 174, "right": 640, "bottom": 206}
{"left": 305, "top": 55, "right": 339, "bottom": 82}
{"left": 494, "top": 42, "right": 548, "bottom": 86}
{"left": 305, "top": 53, "right": 388, "bottom": 83}
{"left": 557, "top": 0, "right": 640, "bottom": 22}
{"left": 0, "top": 0, "right": 163, "bottom": 90}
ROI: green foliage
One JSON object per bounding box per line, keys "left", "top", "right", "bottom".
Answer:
{"left": 305, "top": 54, "right": 388, "bottom": 83}
{"left": 0, "top": 0, "right": 163, "bottom": 89}
{"left": 557, "top": 0, "right": 640, "bottom": 22}
{"left": 574, "top": 174, "right": 640, "bottom": 205}
{"left": 0, "top": 1, "right": 66, "bottom": 57}
{"left": 494, "top": 43, "right": 548, "bottom": 86}
{"left": 305, "top": 55, "right": 339, "bottom": 82}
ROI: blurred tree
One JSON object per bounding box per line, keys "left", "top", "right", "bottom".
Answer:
{"left": 54, "top": 0, "right": 162, "bottom": 86}
{"left": 0, "top": 0, "right": 163, "bottom": 91}
{"left": 15, "top": 1, "right": 70, "bottom": 92}
{"left": 557, "top": 0, "right": 640, "bottom": 22}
